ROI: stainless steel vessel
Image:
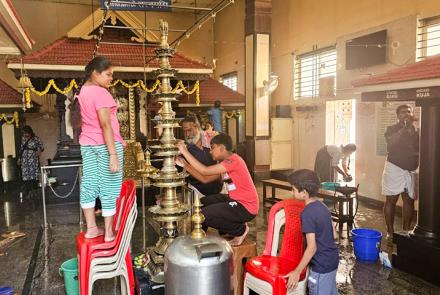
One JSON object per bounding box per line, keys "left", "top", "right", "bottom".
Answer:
{"left": 164, "top": 191, "right": 233, "bottom": 295}
{"left": 164, "top": 236, "right": 233, "bottom": 295}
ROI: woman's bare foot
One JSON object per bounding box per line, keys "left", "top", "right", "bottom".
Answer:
{"left": 84, "top": 226, "right": 104, "bottom": 239}
{"left": 228, "top": 223, "right": 249, "bottom": 246}
{"left": 104, "top": 234, "right": 116, "bottom": 242}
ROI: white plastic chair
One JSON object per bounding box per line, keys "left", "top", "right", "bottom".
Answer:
{"left": 243, "top": 208, "right": 308, "bottom": 295}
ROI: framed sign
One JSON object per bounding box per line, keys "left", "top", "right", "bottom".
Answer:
{"left": 362, "top": 86, "right": 440, "bottom": 102}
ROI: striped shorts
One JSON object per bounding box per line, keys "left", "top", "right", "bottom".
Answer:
{"left": 80, "top": 142, "right": 123, "bottom": 217}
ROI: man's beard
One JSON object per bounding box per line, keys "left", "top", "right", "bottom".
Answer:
{"left": 185, "top": 131, "right": 201, "bottom": 145}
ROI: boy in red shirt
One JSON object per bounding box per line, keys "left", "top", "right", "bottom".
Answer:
{"left": 177, "top": 133, "right": 258, "bottom": 246}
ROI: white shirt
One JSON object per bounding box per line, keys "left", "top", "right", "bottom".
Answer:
{"left": 326, "top": 144, "right": 348, "bottom": 167}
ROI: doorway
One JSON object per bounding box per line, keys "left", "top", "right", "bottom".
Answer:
{"left": 325, "top": 99, "right": 356, "bottom": 182}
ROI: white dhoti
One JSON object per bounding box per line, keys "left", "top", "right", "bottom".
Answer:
{"left": 382, "top": 161, "right": 416, "bottom": 199}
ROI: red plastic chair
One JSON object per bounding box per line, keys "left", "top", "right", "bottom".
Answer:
{"left": 243, "top": 199, "right": 307, "bottom": 295}
{"left": 76, "top": 179, "right": 137, "bottom": 295}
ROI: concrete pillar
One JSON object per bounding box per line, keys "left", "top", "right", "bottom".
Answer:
{"left": 244, "top": 0, "right": 271, "bottom": 178}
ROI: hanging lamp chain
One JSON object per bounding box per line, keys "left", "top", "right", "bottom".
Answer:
{"left": 93, "top": 0, "right": 112, "bottom": 58}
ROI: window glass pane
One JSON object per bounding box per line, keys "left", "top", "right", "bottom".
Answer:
{"left": 221, "top": 73, "right": 238, "bottom": 91}
{"left": 294, "top": 49, "right": 336, "bottom": 99}
{"left": 427, "top": 24, "right": 440, "bottom": 56}
{"left": 418, "top": 17, "right": 440, "bottom": 60}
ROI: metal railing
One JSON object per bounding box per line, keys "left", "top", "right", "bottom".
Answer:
{"left": 40, "top": 164, "right": 83, "bottom": 229}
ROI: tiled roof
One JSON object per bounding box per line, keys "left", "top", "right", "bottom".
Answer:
{"left": 181, "top": 78, "right": 245, "bottom": 105}
{"left": 0, "top": 79, "right": 21, "bottom": 105}
{"left": 1, "top": 0, "right": 34, "bottom": 53}
{"left": 8, "top": 37, "right": 210, "bottom": 69}
{"left": 352, "top": 54, "right": 440, "bottom": 87}
{"left": 4, "top": 0, "right": 33, "bottom": 44}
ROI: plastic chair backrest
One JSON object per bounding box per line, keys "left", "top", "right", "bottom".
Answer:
{"left": 91, "top": 191, "right": 137, "bottom": 265}
{"left": 115, "top": 205, "right": 137, "bottom": 268}
{"left": 263, "top": 199, "right": 305, "bottom": 262}
{"left": 114, "top": 180, "right": 136, "bottom": 231}
{"left": 109, "top": 180, "right": 136, "bottom": 248}
{"left": 96, "top": 203, "right": 137, "bottom": 270}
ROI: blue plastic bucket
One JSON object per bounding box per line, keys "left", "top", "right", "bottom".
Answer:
{"left": 0, "top": 286, "right": 14, "bottom": 295}
{"left": 351, "top": 228, "right": 382, "bottom": 261}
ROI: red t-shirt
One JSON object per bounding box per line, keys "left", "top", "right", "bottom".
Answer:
{"left": 220, "top": 154, "right": 259, "bottom": 215}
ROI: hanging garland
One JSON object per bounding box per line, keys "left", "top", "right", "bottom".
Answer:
{"left": 175, "top": 80, "right": 200, "bottom": 106}
{"left": 224, "top": 110, "right": 241, "bottom": 119}
{"left": 0, "top": 112, "right": 19, "bottom": 128}
{"left": 24, "top": 78, "right": 201, "bottom": 109}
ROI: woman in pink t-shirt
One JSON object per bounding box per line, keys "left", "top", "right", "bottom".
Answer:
{"left": 177, "top": 133, "right": 258, "bottom": 246}
{"left": 70, "top": 56, "right": 124, "bottom": 242}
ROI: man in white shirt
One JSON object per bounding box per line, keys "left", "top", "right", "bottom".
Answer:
{"left": 314, "top": 144, "right": 356, "bottom": 182}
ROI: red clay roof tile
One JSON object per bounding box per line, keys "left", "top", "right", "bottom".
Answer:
{"left": 8, "top": 37, "right": 210, "bottom": 69}
{"left": 0, "top": 79, "right": 21, "bottom": 105}
{"left": 352, "top": 54, "right": 440, "bottom": 87}
{"left": 181, "top": 78, "right": 244, "bottom": 105}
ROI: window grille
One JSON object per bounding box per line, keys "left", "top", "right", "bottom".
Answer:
{"left": 294, "top": 47, "right": 336, "bottom": 99}
{"left": 417, "top": 16, "right": 440, "bottom": 60}
{"left": 220, "top": 72, "right": 238, "bottom": 91}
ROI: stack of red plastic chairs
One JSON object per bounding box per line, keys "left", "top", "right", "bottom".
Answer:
{"left": 76, "top": 180, "right": 137, "bottom": 295}
{"left": 243, "top": 199, "right": 307, "bottom": 295}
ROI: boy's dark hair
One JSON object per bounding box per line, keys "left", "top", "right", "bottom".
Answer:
{"left": 214, "top": 100, "right": 221, "bottom": 108}
{"left": 343, "top": 143, "right": 356, "bottom": 152}
{"left": 211, "top": 133, "right": 233, "bottom": 152}
{"left": 69, "top": 56, "right": 112, "bottom": 130}
{"left": 396, "top": 104, "right": 412, "bottom": 115}
{"left": 287, "top": 169, "right": 321, "bottom": 196}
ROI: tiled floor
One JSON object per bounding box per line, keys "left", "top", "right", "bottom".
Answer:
{"left": 1, "top": 182, "right": 439, "bottom": 294}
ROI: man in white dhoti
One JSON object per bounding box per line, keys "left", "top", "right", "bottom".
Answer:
{"left": 383, "top": 104, "right": 419, "bottom": 239}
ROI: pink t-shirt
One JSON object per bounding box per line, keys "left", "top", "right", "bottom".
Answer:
{"left": 220, "top": 154, "right": 259, "bottom": 215}
{"left": 78, "top": 85, "right": 123, "bottom": 146}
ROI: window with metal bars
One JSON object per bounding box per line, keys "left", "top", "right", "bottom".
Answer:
{"left": 417, "top": 16, "right": 440, "bottom": 60}
{"left": 220, "top": 72, "right": 238, "bottom": 91}
{"left": 294, "top": 47, "right": 337, "bottom": 99}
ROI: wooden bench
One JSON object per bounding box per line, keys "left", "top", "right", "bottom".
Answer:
{"left": 261, "top": 179, "right": 291, "bottom": 205}
{"left": 260, "top": 179, "right": 357, "bottom": 236}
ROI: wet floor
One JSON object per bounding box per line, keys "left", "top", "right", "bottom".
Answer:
{"left": 0, "top": 182, "right": 439, "bottom": 294}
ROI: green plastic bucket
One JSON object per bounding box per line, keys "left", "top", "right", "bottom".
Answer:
{"left": 59, "top": 258, "right": 79, "bottom": 295}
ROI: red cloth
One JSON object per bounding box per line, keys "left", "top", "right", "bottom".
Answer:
{"left": 220, "top": 153, "right": 259, "bottom": 214}
{"left": 78, "top": 85, "right": 123, "bottom": 145}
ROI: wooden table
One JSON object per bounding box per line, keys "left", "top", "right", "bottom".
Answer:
{"left": 318, "top": 188, "right": 357, "bottom": 237}
{"left": 261, "top": 179, "right": 291, "bottom": 205}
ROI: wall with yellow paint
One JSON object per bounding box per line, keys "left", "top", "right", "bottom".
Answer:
{"left": 212, "top": 0, "right": 440, "bottom": 200}
{"left": 266, "top": 0, "right": 440, "bottom": 201}
{"left": 213, "top": 0, "right": 245, "bottom": 95}
{"left": 1, "top": 0, "right": 216, "bottom": 92}
{"left": 9, "top": 0, "right": 214, "bottom": 62}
